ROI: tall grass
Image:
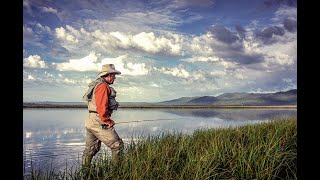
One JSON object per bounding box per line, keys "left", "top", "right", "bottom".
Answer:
{"left": 25, "top": 117, "right": 297, "bottom": 180}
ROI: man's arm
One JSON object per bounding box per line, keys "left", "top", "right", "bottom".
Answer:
{"left": 95, "top": 83, "right": 111, "bottom": 123}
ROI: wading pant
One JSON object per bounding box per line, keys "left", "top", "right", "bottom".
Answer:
{"left": 82, "top": 112, "right": 123, "bottom": 166}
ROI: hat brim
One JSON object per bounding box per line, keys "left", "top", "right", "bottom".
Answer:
{"left": 98, "top": 70, "right": 121, "bottom": 77}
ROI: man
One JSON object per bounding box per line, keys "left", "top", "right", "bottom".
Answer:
{"left": 82, "top": 64, "right": 123, "bottom": 166}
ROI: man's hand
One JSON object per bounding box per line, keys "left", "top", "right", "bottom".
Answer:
{"left": 107, "top": 119, "right": 115, "bottom": 127}
{"left": 102, "top": 119, "right": 115, "bottom": 128}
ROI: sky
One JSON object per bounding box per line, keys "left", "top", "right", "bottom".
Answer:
{"left": 23, "top": 0, "right": 297, "bottom": 102}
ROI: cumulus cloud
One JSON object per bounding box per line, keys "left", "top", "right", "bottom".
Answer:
{"left": 54, "top": 52, "right": 149, "bottom": 76}
{"left": 189, "top": 33, "right": 215, "bottom": 56}
{"left": 55, "top": 27, "right": 79, "bottom": 43}
{"left": 54, "top": 25, "right": 185, "bottom": 56}
{"left": 23, "top": 0, "right": 296, "bottom": 102}
{"left": 100, "top": 55, "right": 149, "bottom": 76}
{"left": 23, "top": 55, "right": 48, "bottom": 68}
{"left": 154, "top": 64, "right": 190, "bottom": 78}
{"left": 55, "top": 51, "right": 99, "bottom": 71}
{"left": 260, "top": 32, "right": 297, "bottom": 68}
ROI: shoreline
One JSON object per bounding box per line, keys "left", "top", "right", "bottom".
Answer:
{"left": 23, "top": 104, "right": 297, "bottom": 109}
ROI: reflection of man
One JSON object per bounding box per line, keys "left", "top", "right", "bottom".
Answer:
{"left": 82, "top": 64, "right": 123, "bottom": 166}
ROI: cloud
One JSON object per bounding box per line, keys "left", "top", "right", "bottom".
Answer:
{"left": 55, "top": 26, "right": 79, "bottom": 43}
{"left": 154, "top": 64, "right": 190, "bottom": 78}
{"left": 255, "top": 26, "right": 285, "bottom": 43}
{"left": 23, "top": 0, "right": 296, "bottom": 102}
{"left": 168, "top": 0, "right": 215, "bottom": 9}
{"left": 40, "top": 6, "right": 58, "bottom": 15}
{"left": 55, "top": 51, "right": 99, "bottom": 71}
{"left": 23, "top": 25, "right": 43, "bottom": 47}
{"left": 53, "top": 52, "right": 149, "bottom": 76}
{"left": 260, "top": 32, "right": 297, "bottom": 68}
{"left": 100, "top": 55, "right": 149, "bottom": 76}
{"left": 82, "top": 9, "right": 182, "bottom": 34}
{"left": 131, "top": 32, "right": 184, "bottom": 55}
{"left": 27, "top": 75, "right": 35, "bottom": 80}
{"left": 283, "top": 17, "right": 296, "bottom": 32}
{"left": 23, "top": 55, "right": 48, "bottom": 68}
{"left": 209, "top": 24, "right": 240, "bottom": 44}
{"left": 263, "top": 0, "right": 297, "bottom": 8}
{"left": 53, "top": 25, "right": 185, "bottom": 56}
{"left": 34, "top": 23, "right": 52, "bottom": 35}
{"left": 235, "top": 24, "right": 246, "bottom": 39}
{"left": 181, "top": 56, "right": 222, "bottom": 63}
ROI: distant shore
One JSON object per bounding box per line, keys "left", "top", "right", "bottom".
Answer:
{"left": 23, "top": 103, "right": 297, "bottom": 109}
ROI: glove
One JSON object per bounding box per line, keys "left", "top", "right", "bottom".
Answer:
{"left": 101, "top": 120, "right": 115, "bottom": 129}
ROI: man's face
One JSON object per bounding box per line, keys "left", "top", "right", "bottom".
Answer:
{"left": 104, "top": 73, "right": 116, "bottom": 84}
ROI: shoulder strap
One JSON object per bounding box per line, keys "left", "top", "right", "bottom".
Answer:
{"left": 82, "top": 77, "right": 107, "bottom": 101}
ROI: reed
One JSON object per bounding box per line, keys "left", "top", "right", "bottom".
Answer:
{"left": 24, "top": 116, "right": 297, "bottom": 179}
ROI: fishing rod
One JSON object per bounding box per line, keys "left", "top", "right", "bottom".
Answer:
{"left": 115, "top": 117, "right": 186, "bottom": 125}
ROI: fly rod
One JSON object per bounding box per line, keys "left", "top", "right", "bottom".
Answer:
{"left": 115, "top": 117, "right": 186, "bottom": 125}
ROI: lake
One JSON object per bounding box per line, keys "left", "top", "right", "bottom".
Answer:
{"left": 23, "top": 108, "right": 296, "bottom": 176}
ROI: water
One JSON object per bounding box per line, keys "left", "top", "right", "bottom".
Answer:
{"left": 23, "top": 108, "right": 296, "bottom": 176}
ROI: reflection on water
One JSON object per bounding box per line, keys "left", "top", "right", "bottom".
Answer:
{"left": 23, "top": 108, "right": 296, "bottom": 175}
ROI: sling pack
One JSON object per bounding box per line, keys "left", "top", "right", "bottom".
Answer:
{"left": 82, "top": 77, "right": 119, "bottom": 113}
{"left": 82, "top": 77, "right": 106, "bottom": 102}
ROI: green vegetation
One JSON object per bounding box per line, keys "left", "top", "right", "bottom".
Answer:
{"left": 25, "top": 117, "right": 297, "bottom": 180}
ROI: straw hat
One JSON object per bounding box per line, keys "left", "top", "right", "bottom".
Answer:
{"left": 97, "top": 64, "right": 121, "bottom": 77}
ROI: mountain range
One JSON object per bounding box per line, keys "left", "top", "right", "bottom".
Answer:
{"left": 152, "top": 89, "right": 297, "bottom": 106}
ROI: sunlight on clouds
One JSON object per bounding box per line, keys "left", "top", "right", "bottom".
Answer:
{"left": 155, "top": 65, "right": 190, "bottom": 78}
{"left": 260, "top": 33, "right": 296, "bottom": 67}
{"left": 190, "top": 71, "right": 206, "bottom": 81}
{"left": 110, "top": 31, "right": 131, "bottom": 48}
{"left": 129, "top": 32, "right": 183, "bottom": 55}
{"left": 55, "top": 25, "right": 185, "bottom": 56}
{"left": 27, "top": 75, "right": 35, "bottom": 80}
{"left": 23, "top": 1, "right": 296, "bottom": 102}
{"left": 66, "top": 25, "right": 81, "bottom": 37}
{"left": 41, "top": 6, "right": 58, "bottom": 15}
{"left": 54, "top": 51, "right": 149, "bottom": 76}
{"left": 25, "top": 132, "right": 32, "bottom": 138}
{"left": 182, "top": 56, "right": 222, "bottom": 63}
{"left": 55, "top": 51, "right": 99, "bottom": 71}
{"left": 126, "top": 62, "right": 148, "bottom": 75}
{"left": 23, "top": 55, "right": 48, "bottom": 68}
{"left": 132, "top": 32, "right": 159, "bottom": 53}
{"left": 190, "top": 33, "right": 214, "bottom": 55}
{"left": 55, "top": 27, "right": 78, "bottom": 43}
{"left": 100, "top": 55, "right": 149, "bottom": 76}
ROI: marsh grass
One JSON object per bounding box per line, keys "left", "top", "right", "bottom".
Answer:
{"left": 24, "top": 117, "right": 297, "bottom": 180}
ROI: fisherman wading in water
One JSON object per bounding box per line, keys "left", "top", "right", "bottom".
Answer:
{"left": 82, "top": 64, "right": 123, "bottom": 166}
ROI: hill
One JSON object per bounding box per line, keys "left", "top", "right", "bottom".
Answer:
{"left": 156, "top": 89, "right": 297, "bottom": 106}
